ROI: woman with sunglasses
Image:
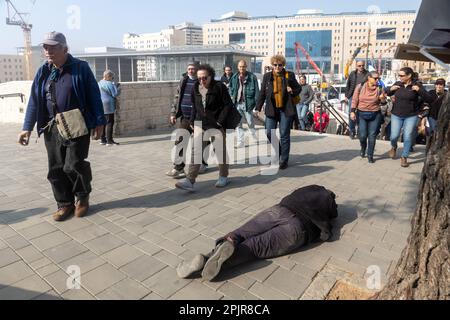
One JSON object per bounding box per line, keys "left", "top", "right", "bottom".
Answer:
{"left": 350, "top": 71, "right": 386, "bottom": 163}
{"left": 175, "top": 64, "right": 234, "bottom": 192}
{"left": 255, "top": 55, "right": 301, "bottom": 170}
{"left": 387, "top": 67, "right": 433, "bottom": 168}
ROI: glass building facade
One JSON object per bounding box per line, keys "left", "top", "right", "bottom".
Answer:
{"left": 285, "top": 30, "right": 332, "bottom": 74}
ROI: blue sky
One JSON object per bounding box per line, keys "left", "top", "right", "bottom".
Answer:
{"left": 0, "top": 0, "right": 422, "bottom": 54}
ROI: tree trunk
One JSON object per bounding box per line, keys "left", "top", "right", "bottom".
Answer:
{"left": 376, "top": 94, "right": 450, "bottom": 300}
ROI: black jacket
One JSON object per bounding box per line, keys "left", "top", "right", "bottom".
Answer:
{"left": 428, "top": 90, "right": 448, "bottom": 120}
{"left": 345, "top": 70, "right": 369, "bottom": 99}
{"left": 170, "top": 74, "right": 193, "bottom": 119}
{"left": 387, "top": 81, "right": 434, "bottom": 117}
{"left": 190, "top": 80, "right": 233, "bottom": 130}
{"left": 280, "top": 185, "right": 338, "bottom": 242}
{"left": 255, "top": 70, "right": 302, "bottom": 119}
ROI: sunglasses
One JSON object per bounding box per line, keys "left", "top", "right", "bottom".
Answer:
{"left": 272, "top": 64, "right": 284, "bottom": 67}
{"left": 198, "top": 76, "right": 209, "bottom": 82}
{"left": 398, "top": 74, "right": 407, "bottom": 77}
{"left": 357, "top": 65, "right": 364, "bottom": 67}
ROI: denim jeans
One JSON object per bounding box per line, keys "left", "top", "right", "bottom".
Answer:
{"left": 390, "top": 114, "right": 419, "bottom": 158}
{"left": 236, "top": 102, "right": 256, "bottom": 144}
{"left": 296, "top": 103, "right": 309, "bottom": 130}
{"left": 428, "top": 117, "right": 438, "bottom": 135}
{"left": 265, "top": 110, "right": 294, "bottom": 164}
{"left": 358, "top": 111, "right": 382, "bottom": 158}
{"left": 348, "top": 97, "right": 357, "bottom": 136}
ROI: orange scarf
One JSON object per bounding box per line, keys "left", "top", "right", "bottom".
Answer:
{"left": 273, "top": 71, "right": 284, "bottom": 108}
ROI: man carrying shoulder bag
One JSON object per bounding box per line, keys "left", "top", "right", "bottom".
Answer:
{"left": 18, "top": 32, "right": 106, "bottom": 222}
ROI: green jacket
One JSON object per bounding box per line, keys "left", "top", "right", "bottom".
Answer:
{"left": 229, "top": 71, "right": 260, "bottom": 112}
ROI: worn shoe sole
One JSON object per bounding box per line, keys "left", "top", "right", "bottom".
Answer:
{"left": 201, "top": 241, "right": 235, "bottom": 281}
{"left": 176, "top": 255, "right": 206, "bottom": 279}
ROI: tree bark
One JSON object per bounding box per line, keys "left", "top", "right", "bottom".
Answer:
{"left": 376, "top": 94, "right": 450, "bottom": 300}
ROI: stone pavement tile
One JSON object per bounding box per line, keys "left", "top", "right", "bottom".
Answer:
{"left": 61, "top": 288, "right": 96, "bottom": 300}
{"left": 143, "top": 267, "right": 192, "bottom": 299}
{"left": 371, "top": 246, "right": 403, "bottom": 261}
{"left": 134, "top": 240, "right": 162, "bottom": 256}
{"left": 115, "top": 207, "right": 147, "bottom": 219}
{"left": 146, "top": 218, "right": 180, "bottom": 235}
{"left": 382, "top": 230, "right": 408, "bottom": 246}
{"left": 249, "top": 281, "right": 291, "bottom": 300}
{"left": 142, "top": 292, "right": 164, "bottom": 300}
{"left": 264, "top": 267, "right": 312, "bottom": 299}
{"left": 153, "top": 250, "right": 182, "bottom": 268}
{"left": 59, "top": 251, "right": 106, "bottom": 275}
{"left": 84, "top": 234, "right": 125, "bottom": 255}
{"left": 99, "top": 221, "right": 125, "bottom": 235}
{"left": 351, "top": 222, "right": 387, "bottom": 241}
{"left": 0, "top": 239, "right": 7, "bottom": 250}
{"left": 117, "top": 229, "right": 143, "bottom": 244}
{"left": 43, "top": 241, "right": 88, "bottom": 264}
{"left": 0, "top": 226, "right": 18, "bottom": 240}
{"left": 155, "top": 238, "right": 186, "bottom": 256}
{"left": 97, "top": 278, "right": 151, "bottom": 300}
{"left": 30, "top": 231, "right": 72, "bottom": 251}
{"left": 120, "top": 255, "right": 166, "bottom": 282}
{"left": 36, "top": 264, "right": 60, "bottom": 278}
{"left": 174, "top": 206, "right": 208, "bottom": 221}
{"left": 0, "top": 247, "right": 21, "bottom": 268}
{"left": 0, "top": 261, "right": 35, "bottom": 289}
{"left": 70, "top": 225, "right": 109, "bottom": 243}
{"left": 314, "top": 241, "right": 357, "bottom": 262}
{"left": 16, "top": 245, "right": 45, "bottom": 264}
{"left": 30, "top": 257, "right": 52, "bottom": 270}
{"left": 239, "top": 260, "right": 279, "bottom": 283}
{"left": 164, "top": 227, "right": 199, "bottom": 246}
{"left": 139, "top": 230, "right": 165, "bottom": 244}
{"left": 300, "top": 274, "right": 339, "bottom": 300}
{"left": 82, "top": 264, "right": 127, "bottom": 296}
{"left": 169, "top": 280, "right": 224, "bottom": 300}
{"left": 55, "top": 218, "right": 93, "bottom": 234}
{"left": 32, "top": 290, "right": 63, "bottom": 300}
{"left": 217, "top": 282, "right": 260, "bottom": 300}
{"left": 327, "top": 257, "right": 367, "bottom": 277}
{"left": 8, "top": 217, "right": 46, "bottom": 232}
{"left": 86, "top": 213, "right": 109, "bottom": 226}
{"left": 3, "top": 234, "right": 29, "bottom": 250}
{"left": 101, "top": 244, "right": 144, "bottom": 268}
{"left": 349, "top": 249, "right": 392, "bottom": 275}
{"left": 120, "top": 221, "right": 148, "bottom": 236}
{"left": 44, "top": 270, "right": 71, "bottom": 295}
{"left": 291, "top": 264, "right": 319, "bottom": 280}
{"left": 268, "top": 256, "right": 297, "bottom": 271}
{"left": 182, "top": 235, "right": 215, "bottom": 256}
{"left": 290, "top": 250, "right": 330, "bottom": 272}
{"left": 129, "top": 211, "right": 161, "bottom": 227}
{"left": 0, "top": 275, "right": 52, "bottom": 300}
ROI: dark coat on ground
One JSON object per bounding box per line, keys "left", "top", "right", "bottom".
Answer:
{"left": 279, "top": 185, "right": 338, "bottom": 241}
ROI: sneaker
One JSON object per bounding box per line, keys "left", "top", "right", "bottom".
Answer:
{"left": 107, "top": 141, "right": 120, "bottom": 146}
{"left": 202, "top": 241, "right": 235, "bottom": 281}
{"left": 368, "top": 156, "right": 375, "bottom": 164}
{"left": 166, "top": 169, "right": 186, "bottom": 179}
{"left": 199, "top": 164, "right": 208, "bottom": 175}
{"left": 215, "top": 176, "right": 230, "bottom": 188}
{"left": 53, "top": 205, "right": 75, "bottom": 222}
{"left": 175, "top": 178, "right": 195, "bottom": 192}
{"left": 388, "top": 147, "right": 397, "bottom": 159}
{"left": 279, "top": 162, "right": 289, "bottom": 170}
{"left": 75, "top": 196, "right": 89, "bottom": 218}
{"left": 176, "top": 254, "right": 206, "bottom": 279}
{"left": 99, "top": 141, "right": 107, "bottom": 146}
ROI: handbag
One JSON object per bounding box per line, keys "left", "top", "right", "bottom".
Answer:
{"left": 50, "top": 81, "right": 88, "bottom": 140}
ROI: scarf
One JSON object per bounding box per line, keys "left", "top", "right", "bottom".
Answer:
{"left": 273, "top": 71, "right": 284, "bottom": 108}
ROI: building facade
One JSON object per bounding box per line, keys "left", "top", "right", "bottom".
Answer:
{"left": 0, "top": 55, "right": 24, "bottom": 84}
{"left": 203, "top": 10, "right": 435, "bottom": 78}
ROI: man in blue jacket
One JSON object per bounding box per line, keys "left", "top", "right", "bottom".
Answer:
{"left": 18, "top": 32, "right": 106, "bottom": 222}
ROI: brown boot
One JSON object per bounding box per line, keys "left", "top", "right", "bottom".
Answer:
{"left": 75, "top": 196, "right": 90, "bottom": 218}
{"left": 388, "top": 147, "right": 397, "bottom": 159}
{"left": 53, "top": 205, "right": 75, "bottom": 222}
{"left": 401, "top": 157, "right": 409, "bottom": 168}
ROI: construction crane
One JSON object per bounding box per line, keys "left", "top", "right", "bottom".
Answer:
{"left": 294, "top": 42, "right": 327, "bottom": 84}
{"left": 344, "top": 44, "right": 368, "bottom": 79}
{"left": 5, "top": 0, "right": 34, "bottom": 80}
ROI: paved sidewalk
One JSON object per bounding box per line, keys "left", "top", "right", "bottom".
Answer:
{"left": 0, "top": 123, "right": 424, "bottom": 300}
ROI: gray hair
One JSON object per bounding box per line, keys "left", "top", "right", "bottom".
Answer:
{"left": 368, "top": 71, "right": 380, "bottom": 79}
{"left": 103, "top": 70, "right": 115, "bottom": 79}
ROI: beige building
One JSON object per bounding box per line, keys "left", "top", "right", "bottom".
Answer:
{"left": 203, "top": 10, "right": 435, "bottom": 78}
{"left": 0, "top": 55, "right": 24, "bottom": 84}
{"left": 123, "top": 22, "right": 203, "bottom": 51}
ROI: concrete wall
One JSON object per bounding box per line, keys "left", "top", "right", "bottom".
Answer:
{"left": 115, "top": 81, "right": 178, "bottom": 136}
{"left": 0, "top": 80, "right": 178, "bottom": 136}
{"left": 0, "top": 81, "right": 32, "bottom": 124}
